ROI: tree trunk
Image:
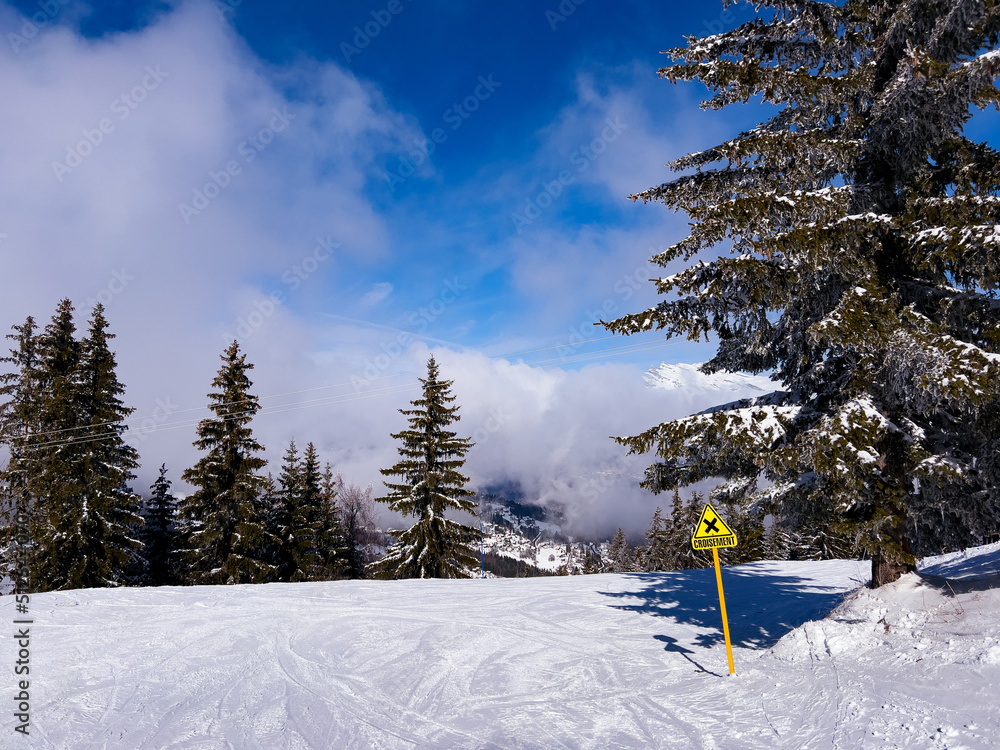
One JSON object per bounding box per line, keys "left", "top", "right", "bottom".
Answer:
{"left": 870, "top": 552, "right": 915, "bottom": 588}
{"left": 870, "top": 433, "right": 916, "bottom": 589}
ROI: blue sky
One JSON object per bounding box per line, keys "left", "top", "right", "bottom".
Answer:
{"left": 222, "top": 0, "right": 750, "bottom": 360}
{"left": 9, "top": 0, "right": 970, "bottom": 536}
{"left": 2, "top": 0, "right": 769, "bottom": 363}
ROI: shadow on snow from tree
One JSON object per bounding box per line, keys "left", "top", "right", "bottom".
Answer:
{"left": 919, "top": 543, "right": 1000, "bottom": 581}
{"left": 600, "top": 566, "right": 856, "bottom": 650}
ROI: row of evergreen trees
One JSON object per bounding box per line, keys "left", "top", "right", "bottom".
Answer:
{"left": 0, "top": 301, "right": 383, "bottom": 592}
{"left": 0, "top": 301, "right": 143, "bottom": 591}
{"left": 636, "top": 491, "right": 858, "bottom": 573}
{"left": 555, "top": 493, "right": 860, "bottom": 576}
{"left": 1, "top": 299, "right": 853, "bottom": 591}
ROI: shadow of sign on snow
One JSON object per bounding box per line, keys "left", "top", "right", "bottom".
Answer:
{"left": 652, "top": 634, "right": 724, "bottom": 677}
{"left": 602, "top": 565, "right": 851, "bottom": 649}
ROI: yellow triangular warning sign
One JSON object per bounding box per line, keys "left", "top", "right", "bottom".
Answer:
{"left": 691, "top": 504, "right": 739, "bottom": 550}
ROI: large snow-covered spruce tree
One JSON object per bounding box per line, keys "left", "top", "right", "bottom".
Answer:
{"left": 372, "top": 356, "right": 478, "bottom": 579}
{"left": 63, "top": 303, "right": 144, "bottom": 588}
{"left": 605, "top": 0, "right": 1000, "bottom": 586}
{"left": 179, "top": 341, "right": 272, "bottom": 585}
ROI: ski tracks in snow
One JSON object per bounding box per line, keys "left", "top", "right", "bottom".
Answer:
{"left": 4, "top": 553, "right": 997, "bottom": 749}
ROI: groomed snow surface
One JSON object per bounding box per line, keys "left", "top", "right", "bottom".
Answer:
{"left": 3, "top": 545, "right": 999, "bottom": 749}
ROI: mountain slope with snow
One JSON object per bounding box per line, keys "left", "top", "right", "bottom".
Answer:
{"left": 3, "top": 545, "right": 998, "bottom": 748}
{"left": 477, "top": 492, "right": 609, "bottom": 574}
{"left": 644, "top": 362, "right": 775, "bottom": 395}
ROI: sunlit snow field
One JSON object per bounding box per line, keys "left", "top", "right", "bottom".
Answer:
{"left": 2, "top": 544, "right": 998, "bottom": 749}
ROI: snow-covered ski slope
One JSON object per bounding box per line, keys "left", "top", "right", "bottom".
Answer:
{"left": 3, "top": 545, "right": 998, "bottom": 749}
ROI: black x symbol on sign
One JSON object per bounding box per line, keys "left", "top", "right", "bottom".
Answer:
{"left": 703, "top": 518, "right": 720, "bottom": 534}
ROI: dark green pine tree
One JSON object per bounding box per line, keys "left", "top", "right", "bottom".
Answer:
{"left": 320, "top": 463, "right": 339, "bottom": 508}
{"left": 75, "top": 304, "right": 143, "bottom": 585}
{"left": 0, "top": 317, "right": 41, "bottom": 510}
{"left": 179, "top": 341, "right": 272, "bottom": 585}
{"left": 257, "top": 471, "right": 279, "bottom": 575}
{"left": 582, "top": 545, "right": 603, "bottom": 574}
{"left": 29, "top": 302, "right": 143, "bottom": 591}
{"left": 293, "top": 442, "right": 325, "bottom": 579}
{"left": 640, "top": 506, "right": 666, "bottom": 571}
{"left": 141, "top": 465, "right": 179, "bottom": 586}
{"left": 7, "top": 304, "right": 78, "bottom": 592}
{"left": 668, "top": 491, "right": 713, "bottom": 571}
{"left": 26, "top": 300, "right": 81, "bottom": 587}
{"left": 267, "top": 441, "right": 302, "bottom": 582}
{"left": 605, "top": 1, "right": 1000, "bottom": 587}
{"left": 266, "top": 441, "right": 344, "bottom": 582}
{"left": 0, "top": 317, "right": 41, "bottom": 591}
{"left": 299, "top": 443, "right": 346, "bottom": 580}
{"left": 372, "top": 356, "right": 478, "bottom": 579}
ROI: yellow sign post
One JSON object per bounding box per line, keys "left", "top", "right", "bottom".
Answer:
{"left": 691, "top": 504, "right": 738, "bottom": 675}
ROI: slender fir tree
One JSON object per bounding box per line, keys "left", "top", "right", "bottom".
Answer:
{"left": 294, "top": 442, "right": 325, "bottom": 579}
{"left": 74, "top": 304, "right": 143, "bottom": 585}
{"left": 372, "top": 356, "right": 478, "bottom": 579}
{"left": 640, "top": 506, "right": 671, "bottom": 572}
{"left": 608, "top": 528, "right": 635, "bottom": 573}
{"left": 267, "top": 441, "right": 302, "bottom": 582}
{"left": 141, "top": 465, "right": 178, "bottom": 586}
{"left": 582, "top": 545, "right": 603, "bottom": 574}
{"left": 299, "top": 443, "right": 346, "bottom": 580}
{"left": 604, "top": 0, "right": 1000, "bottom": 586}
{"left": 0, "top": 317, "right": 40, "bottom": 511}
{"left": 28, "top": 300, "right": 81, "bottom": 584}
{"left": 179, "top": 341, "right": 271, "bottom": 585}
{"left": 672, "top": 492, "right": 714, "bottom": 570}
{"left": 0, "top": 317, "right": 40, "bottom": 591}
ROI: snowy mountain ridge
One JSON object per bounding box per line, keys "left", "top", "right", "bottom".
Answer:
{"left": 644, "top": 362, "right": 774, "bottom": 394}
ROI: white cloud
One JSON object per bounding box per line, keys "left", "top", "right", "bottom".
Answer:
{"left": 0, "top": 0, "right": 422, "bottom": 307}
{"left": 484, "top": 63, "right": 730, "bottom": 340}
{"left": 0, "top": 2, "right": 756, "bottom": 541}
{"left": 284, "top": 340, "right": 774, "bottom": 540}
{"left": 0, "top": 0, "right": 423, "bottom": 487}
{"left": 361, "top": 282, "right": 394, "bottom": 306}
{"left": 429, "top": 348, "right": 773, "bottom": 539}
